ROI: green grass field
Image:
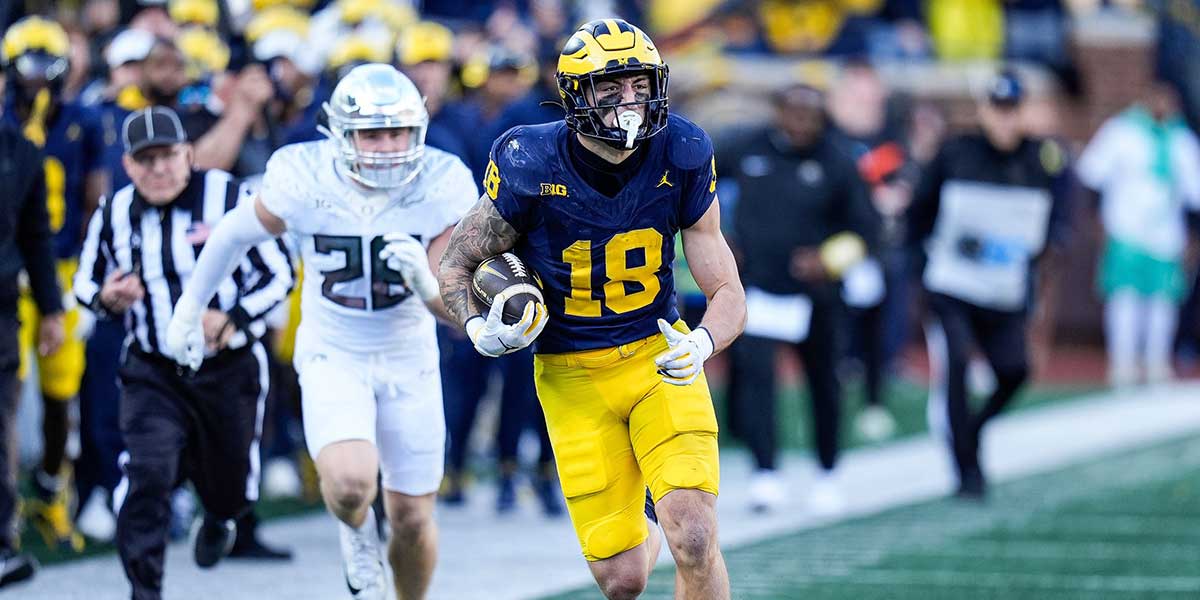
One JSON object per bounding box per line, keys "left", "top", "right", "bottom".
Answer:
{"left": 16, "top": 378, "right": 1098, "bottom": 566}
{"left": 544, "top": 434, "right": 1200, "bottom": 599}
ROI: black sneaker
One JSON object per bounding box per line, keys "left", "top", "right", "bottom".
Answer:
{"left": 955, "top": 467, "right": 988, "bottom": 501}
{"left": 192, "top": 517, "right": 234, "bottom": 568}
{"left": 228, "top": 512, "right": 292, "bottom": 561}
{"left": 228, "top": 535, "right": 293, "bottom": 561}
{"left": 0, "top": 548, "right": 37, "bottom": 588}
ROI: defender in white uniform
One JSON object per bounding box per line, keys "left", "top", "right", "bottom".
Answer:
{"left": 164, "top": 64, "right": 476, "bottom": 600}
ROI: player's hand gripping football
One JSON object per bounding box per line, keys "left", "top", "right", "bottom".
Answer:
{"left": 654, "top": 319, "right": 714, "bottom": 386}
{"left": 465, "top": 292, "right": 548, "bottom": 357}
{"left": 166, "top": 296, "right": 205, "bottom": 371}
{"left": 379, "top": 233, "right": 439, "bottom": 302}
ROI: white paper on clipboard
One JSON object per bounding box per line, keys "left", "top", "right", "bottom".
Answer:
{"left": 744, "top": 286, "right": 812, "bottom": 343}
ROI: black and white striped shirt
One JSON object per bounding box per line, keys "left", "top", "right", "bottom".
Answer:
{"left": 74, "top": 169, "right": 293, "bottom": 357}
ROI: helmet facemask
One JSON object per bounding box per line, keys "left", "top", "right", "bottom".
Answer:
{"left": 559, "top": 63, "right": 668, "bottom": 150}
{"left": 351, "top": 125, "right": 427, "bottom": 188}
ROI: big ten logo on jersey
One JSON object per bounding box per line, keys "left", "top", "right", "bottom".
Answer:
{"left": 540, "top": 183, "right": 568, "bottom": 197}
{"left": 311, "top": 233, "right": 422, "bottom": 311}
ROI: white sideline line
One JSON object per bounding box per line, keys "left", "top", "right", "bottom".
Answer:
{"left": 16, "top": 383, "right": 1200, "bottom": 599}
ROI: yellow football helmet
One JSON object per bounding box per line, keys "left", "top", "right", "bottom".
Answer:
{"left": 244, "top": 6, "right": 310, "bottom": 43}
{"left": 177, "top": 27, "right": 230, "bottom": 79}
{"left": 557, "top": 18, "right": 669, "bottom": 149}
{"left": 327, "top": 35, "right": 392, "bottom": 78}
{"left": 252, "top": 0, "right": 315, "bottom": 9}
{"left": 168, "top": 0, "right": 219, "bottom": 28}
{"left": 2, "top": 16, "right": 70, "bottom": 90}
{"left": 339, "top": 0, "right": 415, "bottom": 31}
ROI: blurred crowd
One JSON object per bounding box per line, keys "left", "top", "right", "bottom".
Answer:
{"left": 2, "top": 0, "right": 1199, "bottom": 579}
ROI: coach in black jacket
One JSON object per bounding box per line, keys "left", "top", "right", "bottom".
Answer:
{"left": 908, "top": 70, "right": 1071, "bottom": 500}
{"left": 721, "top": 83, "right": 880, "bottom": 513}
{"left": 74, "top": 106, "right": 293, "bottom": 600}
{"left": 0, "top": 119, "right": 63, "bottom": 588}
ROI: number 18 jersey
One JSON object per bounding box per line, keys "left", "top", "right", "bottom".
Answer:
{"left": 486, "top": 114, "right": 717, "bottom": 353}
{"left": 259, "top": 140, "right": 477, "bottom": 354}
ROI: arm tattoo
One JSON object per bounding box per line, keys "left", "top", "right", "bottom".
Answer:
{"left": 438, "top": 195, "right": 520, "bottom": 327}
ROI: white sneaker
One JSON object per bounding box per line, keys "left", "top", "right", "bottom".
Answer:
{"left": 1108, "top": 363, "right": 1139, "bottom": 388}
{"left": 808, "top": 472, "right": 844, "bottom": 518}
{"left": 748, "top": 469, "right": 786, "bottom": 513}
{"left": 855, "top": 405, "right": 897, "bottom": 442}
{"left": 339, "top": 508, "right": 386, "bottom": 600}
{"left": 76, "top": 488, "right": 116, "bottom": 542}
{"left": 1146, "top": 362, "right": 1174, "bottom": 385}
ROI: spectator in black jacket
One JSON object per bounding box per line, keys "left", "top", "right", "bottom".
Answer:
{"left": 0, "top": 118, "right": 64, "bottom": 589}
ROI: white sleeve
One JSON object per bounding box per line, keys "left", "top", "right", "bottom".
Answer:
{"left": 257, "top": 146, "right": 304, "bottom": 229}
{"left": 1076, "top": 120, "right": 1121, "bottom": 191}
{"left": 437, "top": 157, "right": 481, "bottom": 232}
{"left": 176, "top": 198, "right": 276, "bottom": 317}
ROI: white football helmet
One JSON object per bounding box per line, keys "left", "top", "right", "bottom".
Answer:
{"left": 321, "top": 63, "right": 428, "bottom": 188}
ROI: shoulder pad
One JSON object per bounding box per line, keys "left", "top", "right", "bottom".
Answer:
{"left": 490, "top": 123, "right": 560, "bottom": 197}
{"left": 493, "top": 123, "right": 559, "bottom": 167}
{"left": 664, "top": 114, "right": 714, "bottom": 171}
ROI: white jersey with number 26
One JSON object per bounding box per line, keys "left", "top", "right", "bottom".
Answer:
{"left": 259, "top": 139, "right": 477, "bottom": 355}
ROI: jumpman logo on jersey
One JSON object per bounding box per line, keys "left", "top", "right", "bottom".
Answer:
{"left": 656, "top": 170, "right": 673, "bottom": 188}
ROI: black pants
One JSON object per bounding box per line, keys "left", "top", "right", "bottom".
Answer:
{"left": 116, "top": 345, "right": 265, "bottom": 600}
{"left": 926, "top": 293, "right": 1030, "bottom": 482}
{"left": 730, "top": 291, "right": 842, "bottom": 472}
{"left": 848, "top": 302, "right": 886, "bottom": 407}
{"left": 0, "top": 312, "right": 18, "bottom": 550}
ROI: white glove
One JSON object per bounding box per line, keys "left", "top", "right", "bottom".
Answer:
{"left": 654, "top": 319, "right": 714, "bottom": 386}
{"left": 166, "top": 295, "right": 205, "bottom": 371}
{"left": 465, "top": 292, "right": 548, "bottom": 357}
{"left": 378, "top": 232, "right": 439, "bottom": 302}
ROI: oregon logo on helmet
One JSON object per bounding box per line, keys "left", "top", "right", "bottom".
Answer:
{"left": 556, "top": 19, "right": 669, "bottom": 150}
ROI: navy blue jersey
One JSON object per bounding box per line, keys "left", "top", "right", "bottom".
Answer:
{"left": 487, "top": 113, "right": 717, "bottom": 353}
{"left": 4, "top": 101, "right": 105, "bottom": 259}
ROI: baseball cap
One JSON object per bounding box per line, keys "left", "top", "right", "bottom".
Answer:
{"left": 987, "top": 69, "right": 1023, "bottom": 106}
{"left": 122, "top": 105, "right": 187, "bottom": 155}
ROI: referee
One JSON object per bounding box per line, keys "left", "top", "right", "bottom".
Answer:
{"left": 73, "top": 106, "right": 293, "bottom": 600}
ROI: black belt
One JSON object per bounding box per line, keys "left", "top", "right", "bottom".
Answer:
{"left": 129, "top": 344, "right": 253, "bottom": 375}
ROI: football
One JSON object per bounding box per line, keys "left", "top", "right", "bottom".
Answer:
{"left": 471, "top": 252, "right": 544, "bottom": 325}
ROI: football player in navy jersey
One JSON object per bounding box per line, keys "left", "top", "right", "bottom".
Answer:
{"left": 2, "top": 16, "right": 107, "bottom": 554}
{"left": 439, "top": 19, "right": 744, "bottom": 600}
